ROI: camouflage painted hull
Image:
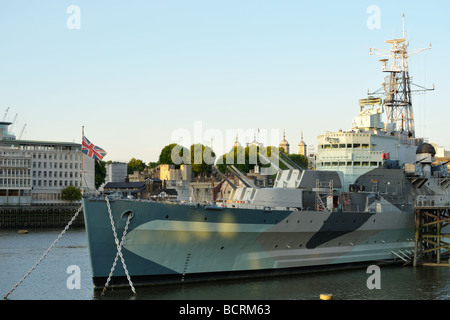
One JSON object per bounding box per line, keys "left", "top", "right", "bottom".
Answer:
{"left": 82, "top": 197, "right": 414, "bottom": 289}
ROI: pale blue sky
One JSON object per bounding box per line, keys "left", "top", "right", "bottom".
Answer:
{"left": 0, "top": 1, "right": 448, "bottom": 163}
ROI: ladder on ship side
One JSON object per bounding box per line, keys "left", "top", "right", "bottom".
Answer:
{"left": 314, "top": 179, "right": 333, "bottom": 211}
{"left": 391, "top": 249, "right": 415, "bottom": 264}
{"left": 342, "top": 192, "right": 351, "bottom": 212}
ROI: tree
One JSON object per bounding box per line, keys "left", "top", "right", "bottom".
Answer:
{"left": 158, "top": 144, "right": 177, "bottom": 165}
{"left": 190, "top": 143, "right": 216, "bottom": 175}
{"left": 61, "top": 185, "right": 82, "bottom": 202}
{"left": 216, "top": 146, "right": 246, "bottom": 173}
{"left": 128, "top": 158, "right": 146, "bottom": 174}
{"left": 148, "top": 161, "right": 158, "bottom": 169}
{"left": 95, "top": 160, "right": 106, "bottom": 189}
{"left": 286, "top": 154, "right": 308, "bottom": 170}
{"left": 216, "top": 145, "right": 269, "bottom": 174}
{"left": 216, "top": 146, "right": 300, "bottom": 174}
{"left": 158, "top": 143, "right": 189, "bottom": 168}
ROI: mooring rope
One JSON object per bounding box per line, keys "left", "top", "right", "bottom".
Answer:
{"left": 3, "top": 205, "right": 83, "bottom": 299}
{"left": 102, "top": 197, "right": 136, "bottom": 296}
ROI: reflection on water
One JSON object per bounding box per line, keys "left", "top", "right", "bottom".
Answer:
{"left": 1, "top": 229, "right": 449, "bottom": 300}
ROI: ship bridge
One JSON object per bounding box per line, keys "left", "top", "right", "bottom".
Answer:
{"left": 315, "top": 97, "right": 420, "bottom": 189}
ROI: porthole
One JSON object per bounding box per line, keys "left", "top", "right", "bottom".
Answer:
{"left": 121, "top": 210, "right": 134, "bottom": 221}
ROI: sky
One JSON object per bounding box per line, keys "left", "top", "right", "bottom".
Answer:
{"left": 0, "top": 0, "right": 449, "bottom": 163}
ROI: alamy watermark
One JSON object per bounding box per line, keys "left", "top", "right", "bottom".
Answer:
{"left": 169, "top": 121, "right": 282, "bottom": 170}
{"left": 66, "top": 5, "right": 81, "bottom": 30}
{"left": 66, "top": 265, "right": 81, "bottom": 290}
{"left": 366, "top": 5, "right": 381, "bottom": 30}
{"left": 366, "top": 265, "right": 381, "bottom": 289}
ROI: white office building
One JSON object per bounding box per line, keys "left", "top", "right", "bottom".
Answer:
{"left": 105, "top": 162, "right": 127, "bottom": 183}
{"left": 0, "top": 121, "right": 94, "bottom": 204}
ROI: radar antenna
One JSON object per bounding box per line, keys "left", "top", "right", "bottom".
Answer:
{"left": 368, "top": 14, "right": 433, "bottom": 138}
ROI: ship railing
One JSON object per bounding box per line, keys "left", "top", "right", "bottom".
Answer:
{"left": 396, "top": 133, "right": 422, "bottom": 147}
{"left": 415, "top": 195, "right": 449, "bottom": 207}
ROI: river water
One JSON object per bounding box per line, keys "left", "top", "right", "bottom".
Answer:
{"left": 1, "top": 228, "right": 449, "bottom": 301}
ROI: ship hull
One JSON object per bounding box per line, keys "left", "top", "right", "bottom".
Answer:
{"left": 82, "top": 197, "right": 414, "bottom": 290}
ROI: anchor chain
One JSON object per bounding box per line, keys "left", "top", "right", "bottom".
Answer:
{"left": 102, "top": 197, "right": 136, "bottom": 296}
{"left": 3, "top": 205, "right": 83, "bottom": 299}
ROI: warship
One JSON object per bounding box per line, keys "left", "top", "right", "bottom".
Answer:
{"left": 82, "top": 19, "right": 449, "bottom": 290}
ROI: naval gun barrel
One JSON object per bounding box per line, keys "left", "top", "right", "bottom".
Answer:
{"left": 279, "top": 151, "right": 304, "bottom": 172}
{"left": 212, "top": 165, "right": 237, "bottom": 190}
{"left": 229, "top": 165, "right": 258, "bottom": 189}
{"left": 258, "top": 152, "right": 282, "bottom": 172}
{"left": 272, "top": 153, "right": 295, "bottom": 170}
{"left": 259, "top": 151, "right": 303, "bottom": 172}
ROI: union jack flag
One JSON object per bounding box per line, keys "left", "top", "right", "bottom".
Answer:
{"left": 82, "top": 135, "right": 107, "bottom": 161}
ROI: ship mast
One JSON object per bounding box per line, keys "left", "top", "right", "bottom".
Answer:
{"left": 369, "top": 14, "right": 432, "bottom": 138}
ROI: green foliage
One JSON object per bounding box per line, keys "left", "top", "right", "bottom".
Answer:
{"left": 216, "top": 146, "right": 245, "bottom": 173}
{"left": 95, "top": 160, "right": 106, "bottom": 189}
{"left": 157, "top": 143, "right": 214, "bottom": 175}
{"left": 128, "top": 157, "right": 146, "bottom": 174}
{"left": 158, "top": 143, "right": 177, "bottom": 165}
{"left": 216, "top": 146, "right": 307, "bottom": 173}
{"left": 61, "top": 185, "right": 82, "bottom": 202}
{"left": 148, "top": 161, "right": 158, "bottom": 169}
{"left": 285, "top": 153, "right": 308, "bottom": 169}
{"left": 216, "top": 145, "right": 274, "bottom": 173}
{"left": 158, "top": 143, "right": 189, "bottom": 167}
{"left": 190, "top": 143, "right": 216, "bottom": 175}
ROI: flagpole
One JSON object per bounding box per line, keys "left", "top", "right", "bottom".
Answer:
{"left": 81, "top": 126, "right": 84, "bottom": 195}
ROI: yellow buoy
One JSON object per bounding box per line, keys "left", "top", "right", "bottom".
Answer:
{"left": 320, "top": 293, "right": 332, "bottom": 300}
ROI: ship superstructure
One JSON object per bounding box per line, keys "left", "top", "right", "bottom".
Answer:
{"left": 316, "top": 15, "right": 433, "bottom": 189}
{"left": 82, "top": 17, "right": 449, "bottom": 290}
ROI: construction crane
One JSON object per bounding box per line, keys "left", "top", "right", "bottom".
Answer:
{"left": 10, "top": 114, "right": 18, "bottom": 132}
{"left": 2, "top": 107, "right": 9, "bottom": 121}
{"left": 19, "top": 124, "right": 27, "bottom": 140}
